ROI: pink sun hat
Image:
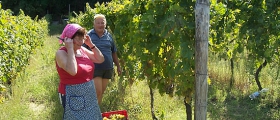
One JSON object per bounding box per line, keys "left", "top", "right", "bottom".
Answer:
{"left": 59, "top": 23, "right": 82, "bottom": 44}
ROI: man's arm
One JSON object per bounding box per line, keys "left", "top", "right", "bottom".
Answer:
{"left": 112, "top": 52, "right": 121, "bottom": 75}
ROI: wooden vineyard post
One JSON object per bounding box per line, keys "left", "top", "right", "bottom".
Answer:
{"left": 194, "top": 0, "right": 210, "bottom": 120}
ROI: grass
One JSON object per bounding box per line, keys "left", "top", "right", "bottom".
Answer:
{"left": 0, "top": 24, "right": 279, "bottom": 120}
{"left": 207, "top": 55, "right": 280, "bottom": 120}
{"left": 0, "top": 34, "right": 63, "bottom": 119}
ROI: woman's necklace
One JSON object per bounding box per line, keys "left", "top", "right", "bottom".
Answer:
{"left": 75, "top": 49, "right": 83, "bottom": 57}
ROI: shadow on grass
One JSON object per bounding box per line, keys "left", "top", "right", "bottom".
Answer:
{"left": 208, "top": 86, "right": 280, "bottom": 120}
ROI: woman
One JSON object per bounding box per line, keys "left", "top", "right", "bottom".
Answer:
{"left": 55, "top": 23, "right": 104, "bottom": 119}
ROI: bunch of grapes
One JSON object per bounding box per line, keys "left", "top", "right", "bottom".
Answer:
{"left": 103, "top": 114, "right": 126, "bottom": 120}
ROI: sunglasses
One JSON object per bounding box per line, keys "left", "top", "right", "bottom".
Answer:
{"left": 57, "top": 37, "right": 64, "bottom": 42}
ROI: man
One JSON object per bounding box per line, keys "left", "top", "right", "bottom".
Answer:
{"left": 84, "top": 14, "right": 122, "bottom": 105}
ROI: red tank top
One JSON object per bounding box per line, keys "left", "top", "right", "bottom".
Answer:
{"left": 56, "top": 47, "right": 94, "bottom": 94}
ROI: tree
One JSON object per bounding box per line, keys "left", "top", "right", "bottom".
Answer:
{"left": 210, "top": 0, "right": 280, "bottom": 91}
{"left": 70, "top": 0, "right": 196, "bottom": 119}
{"left": 0, "top": 0, "right": 112, "bottom": 20}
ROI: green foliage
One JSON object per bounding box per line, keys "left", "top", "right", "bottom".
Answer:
{"left": 208, "top": 53, "right": 280, "bottom": 119}
{"left": 1, "top": 0, "right": 113, "bottom": 20}
{"left": 0, "top": 34, "right": 63, "bottom": 120}
{"left": 1, "top": 34, "right": 279, "bottom": 119}
{"left": 69, "top": 2, "right": 280, "bottom": 118}
{"left": 43, "top": 14, "right": 52, "bottom": 24}
{"left": 70, "top": 0, "right": 196, "bottom": 104}
{"left": 0, "top": 23, "right": 279, "bottom": 119}
{"left": 0, "top": 28, "right": 186, "bottom": 119}
{"left": 0, "top": 5, "right": 48, "bottom": 101}
{"left": 1, "top": 0, "right": 279, "bottom": 118}
{"left": 209, "top": 0, "right": 280, "bottom": 91}
{"left": 210, "top": 0, "right": 280, "bottom": 69}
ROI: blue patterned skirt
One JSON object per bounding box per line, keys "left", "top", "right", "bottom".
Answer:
{"left": 63, "top": 80, "right": 102, "bottom": 120}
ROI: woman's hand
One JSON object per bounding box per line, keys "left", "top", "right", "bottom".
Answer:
{"left": 64, "top": 37, "right": 74, "bottom": 50}
{"left": 56, "top": 37, "right": 77, "bottom": 76}
{"left": 84, "top": 35, "right": 94, "bottom": 47}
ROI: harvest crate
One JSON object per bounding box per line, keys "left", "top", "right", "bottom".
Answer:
{"left": 102, "top": 110, "right": 128, "bottom": 120}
